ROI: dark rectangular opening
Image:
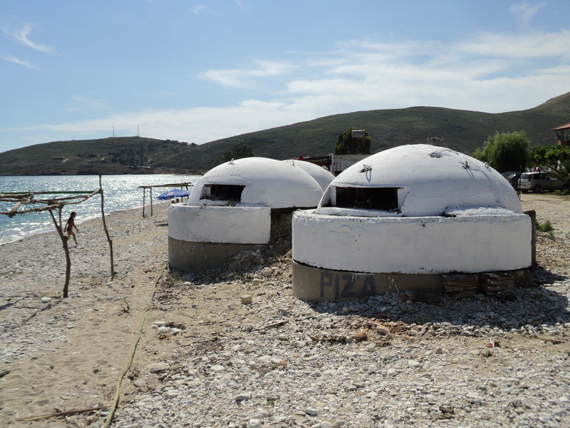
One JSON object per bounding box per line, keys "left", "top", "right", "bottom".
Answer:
{"left": 335, "top": 187, "right": 399, "bottom": 211}
{"left": 201, "top": 184, "right": 245, "bottom": 202}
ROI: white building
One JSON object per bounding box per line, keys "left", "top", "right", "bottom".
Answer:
{"left": 169, "top": 157, "right": 333, "bottom": 272}
{"left": 292, "top": 144, "right": 532, "bottom": 301}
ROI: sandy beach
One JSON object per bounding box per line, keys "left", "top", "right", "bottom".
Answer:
{"left": 1, "top": 194, "right": 570, "bottom": 427}
{"left": 0, "top": 203, "right": 173, "bottom": 427}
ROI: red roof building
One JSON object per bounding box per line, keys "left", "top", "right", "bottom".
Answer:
{"left": 553, "top": 122, "right": 570, "bottom": 146}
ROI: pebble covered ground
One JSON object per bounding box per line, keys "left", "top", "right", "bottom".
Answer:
{"left": 110, "top": 195, "right": 570, "bottom": 428}
{"left": 1, "top": 194, "right": 569, "bottom": 428}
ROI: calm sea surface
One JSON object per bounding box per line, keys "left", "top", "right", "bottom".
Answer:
{"left": 0, "top": 175, "right": 200, "bottom": 245}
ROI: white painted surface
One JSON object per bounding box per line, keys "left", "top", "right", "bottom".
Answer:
{"left": 293, "top": 210, "right": 532, "bottom": 274}
{"left": 283, "top": 160, "right": 334, "bottom": 191}
{"left": 169, "top": 204, "right": 271, "bottom": 244}
{"left": 319, "top": 145, "right": 522, "bottom": 216}
{"left": 331, "top": 154, "right": 371, "bottom": 175}
{"left": 188, "top": 157, "right": 323, "bottom": 208}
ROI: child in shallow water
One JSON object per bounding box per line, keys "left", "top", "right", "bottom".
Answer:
{"left": 65, "top": 211, "right": 79, "bottom": 245}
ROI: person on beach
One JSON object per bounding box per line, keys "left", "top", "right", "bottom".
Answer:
{"left": 65, "top": 212, "right": 79, "bottom": 245}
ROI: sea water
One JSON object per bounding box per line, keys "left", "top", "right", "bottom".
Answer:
{"left": 0, "top": 174, "right": 200, "bottom": 245}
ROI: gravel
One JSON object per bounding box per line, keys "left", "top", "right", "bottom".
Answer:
{"left": 1, "top": 195, "right": 570, "bottom": 428}
{"left": 111, "top": 225, "right": 570, "bottom": 428}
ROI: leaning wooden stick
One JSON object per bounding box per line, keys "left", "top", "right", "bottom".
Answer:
{"left": 15, "top": 405, "right": 108, "bottom": 422}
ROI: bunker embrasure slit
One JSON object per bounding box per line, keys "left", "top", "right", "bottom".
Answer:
{"left": 200, "top": 184, "right": 245, "bottom": 202}
{"left": 334, "top": 187, "right": 399, "bottom": 211}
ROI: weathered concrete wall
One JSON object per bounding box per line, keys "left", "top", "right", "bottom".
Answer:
{"left": 169, "top": 205, "right": 271, "bottom": 244}
{"left": 169, "top": 210, "right": 296, "bottom": 273}
{"left": 293, "top": 261, "right": 443, "bottom": 301}
{"left": 169, "top": 238, "right": 262, "bottom": 273}
{"left": 293, "top": 261, "right": 530, "bottom": 302}
{"left": 293, "top": 210, "right": 532, "bottom": 274}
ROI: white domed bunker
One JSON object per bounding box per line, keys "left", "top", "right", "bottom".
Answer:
{"left": 283, "top": 159, "right": 335, "bottom": 191}
{"left": 169, "top": 157, "right": 324, "bottom": 272}
{"left": 292, "top": 145, "right": 533, "bottom": 301}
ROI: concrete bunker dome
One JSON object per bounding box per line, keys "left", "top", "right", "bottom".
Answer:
{"left": 282, "top": 159, "right": 335, "bottom": 192}
{"left": 169, "top": 157, "right": 325, "bottom": 273}
{"left": 188, "top": 157, "right": 324, "bottom": 209}
{"left": 292, "top": 144, "right": 532, "bottom": 302}
{"left": 317, "top": 144, "right": 522, "bottom": 217}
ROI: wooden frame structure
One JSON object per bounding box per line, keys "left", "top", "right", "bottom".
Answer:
{"left": 138, "top": 181, "right": 193, "bottom": 217}
{"left": 0, "top": 176, "right": 115, "bottom": 298}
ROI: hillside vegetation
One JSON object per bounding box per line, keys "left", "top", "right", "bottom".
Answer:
{"left": 0, "top": 137, "right": 193, "bottom": 175}
{"left": 1, "top": 92, "right": 570, "bottom": 175}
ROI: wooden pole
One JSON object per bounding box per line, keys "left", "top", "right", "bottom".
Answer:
{"left": 49, "top": 206, "right": 71, "bottom": 298}
{"left": 525, "top": 210, "right": 537, "bottom": 267}
{"left": 150, "top": 187, "right": 153, "bottom": 216}
{"left": 99, "top": 176, "right": 115, "bottom": 280}
{"left": 142, "top": 188, "right": 146, "bottom": 218}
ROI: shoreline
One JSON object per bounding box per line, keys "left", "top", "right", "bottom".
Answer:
{"left": 0, "top": 172, "right": 198, "bottom": 245}
{"left": 0, "top": 202, "right": 170, "bottom": 247}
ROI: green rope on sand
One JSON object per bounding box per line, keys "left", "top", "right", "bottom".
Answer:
{"left": 103, "top": 262, "right": 169, "bottom": 428}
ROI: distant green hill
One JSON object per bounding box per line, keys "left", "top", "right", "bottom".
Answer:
{"left": 0, "top": 137, "right": 195, "bottom": 175}
{"left": 2, "top": 92, "right": 570, "bottom": 175}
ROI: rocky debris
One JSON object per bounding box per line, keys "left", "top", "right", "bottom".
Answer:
{"left": 2, "top": 195, "right": 570, "bottom": 427}
{"left": 240, "top": 294, "right": 253, "bottom": 305}
{"left": 111, "top": 227, "right": 570, "bottom": 428}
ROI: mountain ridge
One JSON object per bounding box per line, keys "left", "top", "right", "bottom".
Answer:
{"left": 1, "top": 92, "right": 569, "bottom": 175}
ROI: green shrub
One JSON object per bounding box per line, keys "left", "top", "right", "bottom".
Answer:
{"left": 536, "top": 220, "right": 554, "bottom": 234}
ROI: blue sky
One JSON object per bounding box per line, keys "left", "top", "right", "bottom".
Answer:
{"left": 1, "top": 0, "right": 570, "bottom": 153}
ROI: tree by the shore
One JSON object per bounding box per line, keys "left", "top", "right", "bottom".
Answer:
{"left": 472, "top": 131, "right": 529, "bottom": 173}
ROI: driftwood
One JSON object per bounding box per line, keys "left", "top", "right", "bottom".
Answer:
{"left": 15, "top": 405, "right": 107, "bottom": 422}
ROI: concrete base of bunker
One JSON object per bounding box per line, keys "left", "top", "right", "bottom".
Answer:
{"left": 169, "top": 212, "right": 295, "bottom": 273}
{"left": 169, "top": 237, "right": 263, "bottom": 273}
{"left": 292, "top": 261, "right": 529, "bottom": 302}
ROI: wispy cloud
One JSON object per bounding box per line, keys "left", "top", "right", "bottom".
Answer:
{"left": 457, "top": 30, "right": 570, "bottom": 59}
{"left": 191, "top": 4, "right": 206, "bottom": 14}
{"left": 200, "top": 60, "right": 296, "bottom": 87}
{"left": 510, "top": 1, "right": 545, "bottom": 26}
{"left": 22, "top": 29, "right": 570, "bottom": 146}
{"left": 0, "top": 55, "right": 38, "bottom": 69}
{"left": 2, "top": 23, "right": 60, "bottom": 55}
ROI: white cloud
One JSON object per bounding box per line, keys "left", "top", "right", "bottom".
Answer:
{"left": 22, "top": 29, "right": 570, "bottom": 146}
{"left": 32, "top": 101, "right": 308, "bottom": 144}
{"left": 2, "top": 24, "right": 60, "bottom": 55}
{"left": 0, "top": 55, "right": 38, "bottom": 69}
{"left": 511, "top": 1, "right": 545, "bottom": 26}
{"left": 191, "top": 5, "right": 206, "bottom": 14}
{"left": 457, "top": 30, "right": 570, "bottom": 59}
{"left": 200, "top": 60, "right": 295, "bottom": 87}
